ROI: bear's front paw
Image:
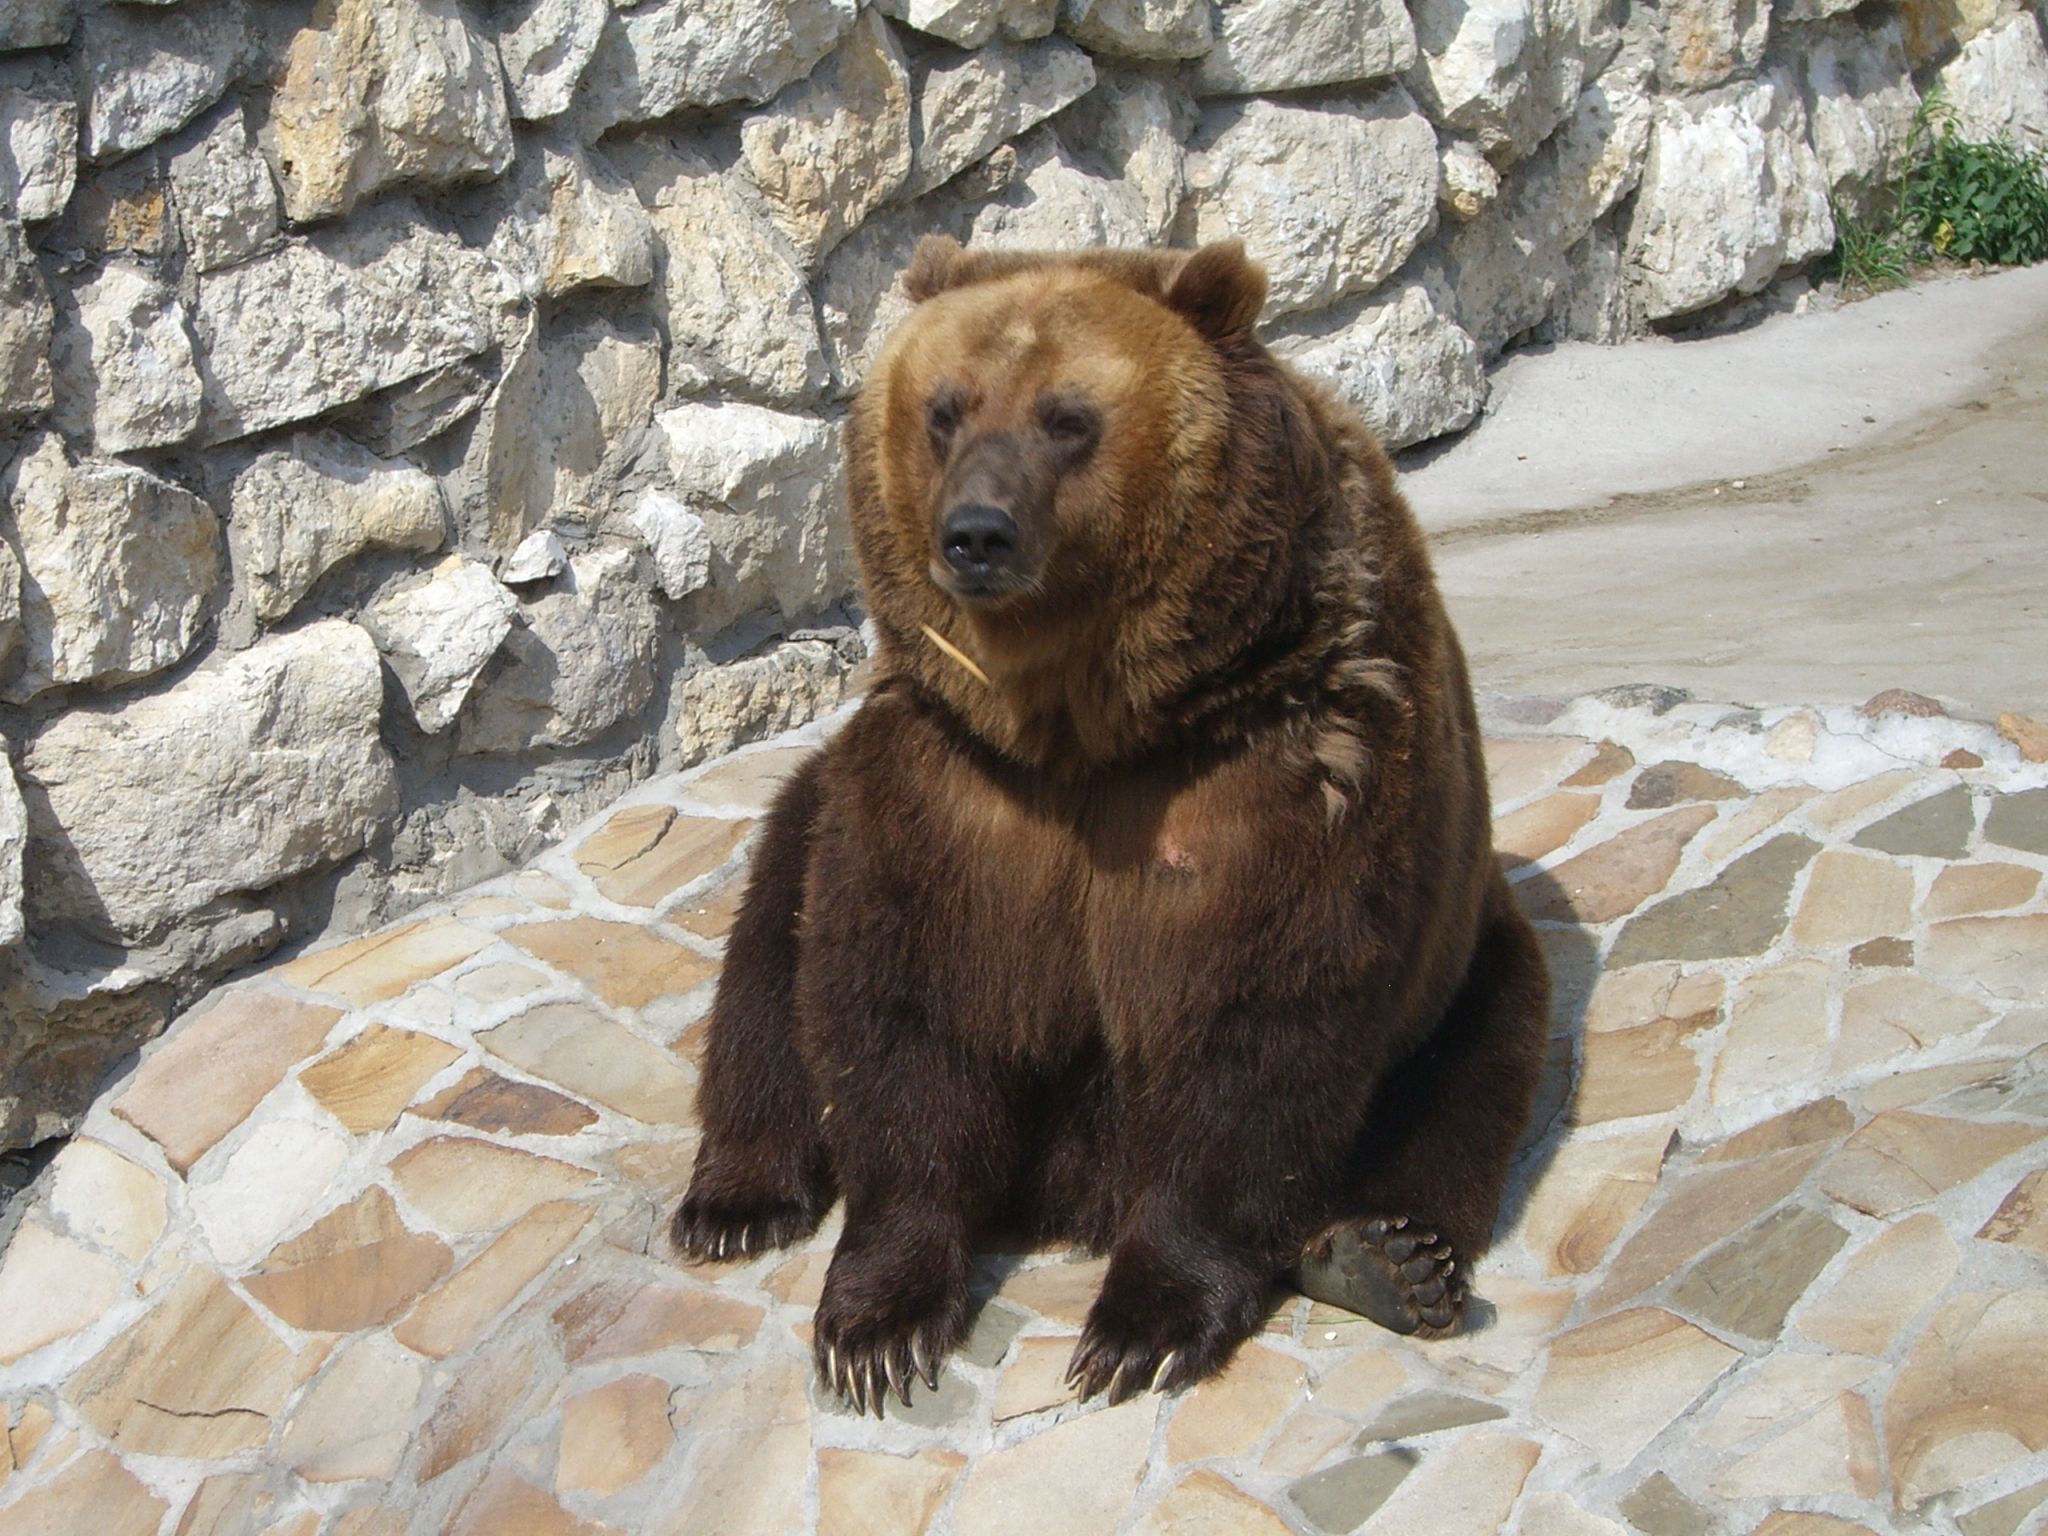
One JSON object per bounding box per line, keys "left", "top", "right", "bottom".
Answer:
{"left": 813, "top": 1242, "right": 970, "bottom": 1418}
{"left": 1292, "top": 1215, "right": 1465, "bottom": 1337}
{"left": 670, "top": 1148, "right": 829, "bottom": 1263}
{"left": 1067, "top": 1251, "right": 1267, "bottom": 1404}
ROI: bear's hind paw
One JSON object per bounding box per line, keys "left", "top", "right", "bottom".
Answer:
{"left": 1292, "top": 1216, "right": 1466, "bottom": 1338}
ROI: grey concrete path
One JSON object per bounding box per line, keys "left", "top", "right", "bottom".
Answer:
{"left": 1407, "top": 265, "right": 2048, "bottom": 718}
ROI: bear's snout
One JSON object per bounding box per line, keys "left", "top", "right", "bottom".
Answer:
{"left": 938, "top": 501, "right": 1021, "bottom": 585}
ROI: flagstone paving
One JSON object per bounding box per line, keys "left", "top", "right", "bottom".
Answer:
{"left": 2, "top": 691, "right": 2046, "bottom": 1535}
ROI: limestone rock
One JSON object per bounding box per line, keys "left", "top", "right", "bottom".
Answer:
{"left": 1, "top": 77, "right": 78, "bottom": 223}
{"left": 456, "top": 545, "right": 657, "bottom": 754}
{"left": 1898, "top": 0, "right": 2015, "bottom": 67}
{"left": 655, "top": 400, "right": 852, "bottom": 632}
{"left": 740, "top": 9, "right": 913, "bottom": 268}
{"left": 230, "top": 430, "right": 448, "bottom": 623}
{"left": 1197, "top": 0, "right": 1417, "bottom": 94}
{"left": 1937, "top": 14, "right": 2048, "bottom": 154}
{"left": 503, "top": 527, "right": 567, "bottom": 585}
{"left": 273, "top": 0, "right": 513, "bottom": 224}
{"left": 0, "top": 538, "right": 18, "bottom": 665}
{"left": 52, "top": 259, "right": 204, "bottom": 452}
{"left": 968, "top": 126, "right": 1156, "bottom": 249}
{"left": 22, "top": 620, "right": 398, "bottom": 937}
{"left": 192, "top": 209, "right": 502, "bottom": 442}
{"left": 1440, "top": 138, "right": 1501, "bottom": 219}
{"left": 1187, "top": 88, "right": 1439, "bottom": 318}
{"left": 1051, "top": 69, "right": 1190, "bottom": 239}
{"left": 1627, "top": 78, "right": 1834, "bottom": 322}
{"left": 332, "top": 359, "right": 493, "bottom": 458}
{"left": 0, "top": 216, "right": 52, "bottom": 417}
{"left": 75, "top": 0, "right": 249, "bottom": 162}
{"left": 877, "top": 0, "right": 1058, "bottom": 47}
{"left": 1, "top": 742, "right": 22, "bottom": 948}
{"left": 362, "top": 555, "right": 519, "bottom": 733}
{"left": 1059, "top": 0, "right": 1213, "bottom": 58}
{"left": 906, "top": 33, "right": 1096, "bottom": 197}
{"left": 816, "top": 196, "right": 963, "bottom": 397}
{"left": 487, "top": 140, "right": 655, "bottom": 298}
{"left": 1407, "top": 0, "right": 1616, "bottom": 164}
{"left": 1659, "top": 0, "right": 1771, "bottom": 92}
{"left": 1273, "top": 282, "right": 1485, "bottom": 450}
{"left": 630, "top": 491, "right": 711, "bottom": 600}
{"left": 0, "top": 0, "right": 74, "bottom": 53}
{"left": 1801, "top": 16, "right": 1920, "bottom": 212}
{"left": 166, "top": 103, "right": 279, "bottom": 272}
{"left": 494, "top": 0, "right": 607, "bottom": 122}
{"left": 672, "top": 635, "right": 861, "bottom": 767}
{"left": 576, "top": 0, "right": 858, "bottom": 135}
{"left": 1, "top": 433, "right": 218, "bottom": 703}
{"left": 614, "top": 138, "right": 825, "bottom": 405}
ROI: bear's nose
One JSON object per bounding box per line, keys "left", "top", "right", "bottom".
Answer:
{"left": 939, "top": 503, "right": 1019, "bottom": 579}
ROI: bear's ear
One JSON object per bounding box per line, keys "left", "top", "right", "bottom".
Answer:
{"left": 1165, "top": 241, "right": 1267, "bottom": 346}
{"left": 904, "top": 234, "right": 969, "bottom": 302}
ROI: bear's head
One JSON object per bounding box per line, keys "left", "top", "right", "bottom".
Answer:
{"left": 848, "top": 238, "right": 1332, "bottom": 767}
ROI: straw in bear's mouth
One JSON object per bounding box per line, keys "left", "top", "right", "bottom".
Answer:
{"left": 919, "top": 622, "right": 992, "bottom": 687}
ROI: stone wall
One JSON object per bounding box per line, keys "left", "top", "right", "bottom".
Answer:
{"left": 3, "top": 0, "right": 2046, "bottom": 1148}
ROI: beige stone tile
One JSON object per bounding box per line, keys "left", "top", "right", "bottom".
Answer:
{"left": 952, "top": 1396, "right": 1159, "bottom": 1536}
{"left": 1518, "top": 806, "right": 1718, "bottom": 925}
{"left": 1923, "top": 914, "right": 2048, "bottom": 1002}
{"left": 674, "top": 877, "right": 746, "bottom": 941}
{"left": 389, "top": 1135, "right": 595, "bottom": 1234}
{"left": 1747, "top": 1516, "right": 1880, "bottom": 1536}
{"left": 0, "top": 1448, "right": 166, "bottom": 1535}
{"left": 416, "top": 1336, "right": 536, "bottom": 1484}
{"left": 1588, "top": 1143, "right": 1826, "bottom": 1312}
{"left": 1957, "top": 1477, "right": 2048, "bottom": 1536}
{"left": 1925, "top": 862, "right": 2043, "bottom": 919}
{"left": 1978, "top": 1168, "right": 2048, "bottom": 1255}
{"left": 1563, "top": 740, "right": 1634, "bottom": 787}
{"left": 1988, "top": 1008, "right": 2048, "bottom": 1052}
{"left": 1668, "top": 1204, "right": 1849, "bottom": 1341}
{"left": 1495, "top": 791, "right": 1602, "bottom": 868}
{"left": 1486, "top": 737, "right": 1593, "bottom": 806}
{"left": 1357, "top": 1433, "right": 1541, "bottom": 1535}
{"left": 1801, "top": 770, "right": 1918, "bottom": 832}
{"left": 44, "top": 1139, "right": 167, "bottom": 1264}
{"left": 1518, "top": 1491, "right": 1629, "bottom": 1536}
{"left": 275, "top": 917, "right": 495, "bottom": 1006}
{"left": 1710, "top": 1390, "right": 1881, "bottom": 1498}
{"left": 682, "top": 745, "right": 813, "bottom": 814}
{"left": 991, "top": 1335, "right": 1074, "bottom": 1422}
{"left": 1533, "top": 1309, "right": 1740, "bottom": 1466}
{"left": 659, "top": 1360, "right": 809, "bottom": 1534}
{"left": 1166, "top": 1341, "right": 1305, "bottom": 1463}
{"left": 1511, "top": 1124, "right": 1672, "bottom": 1276}
{"left": 1833, "top": 975, "right": 1994, "bottom": 1072}
{"left": 1887, "top": 1288, "right": 2048, "bottom": 1511}
{"left": 1259, "top": 1409, "right": 1356, "bottom": 1477}
{"left": 1700, "top": 1353, "right": 1881, "bottom": 1449}
{"left": 998, "top": 1256, "right": 1108, "bottom": 1328}
{"left": 8, "top": 1401, "right": 53, "bottom": 1469}
{"left": 171, "top": 1473, "right": 276, "bottom": 1536}
{"left": 1711, "top": 959, "right": 1831, "bottom": 1106}
{"left": 1134, "top": 1470, "right": 1294, "bottom": 1535}
{"left": 815, "top": 1448, "right": 964, "bottom": 1536}
{"left": 1420, "top": 1279, "right": 1575, "bottom": 1391}
{"left": 505, "top": 918, "right": 719, "bottom": 1009}
{"left": 266, "top": 1515, "right": 321, "bottom": 1536}
{"left": 1306, "top": 1347, "right": 1406, "bottom": 1418}
{"left": 479, "top": 1002, "right": 695, "bottom": 1124}
{"left": 1583, "top": 964, "right": 1724, "bottom": 1035}
{"left": 111, "top": 991, "right": 342, "bottom": 1172}
{"left": 1789, "top": 850, "right": 1914, "bottom": 949}
{"left": 451, "top": 960, "right": 552, "bottom": 1006}
{"left": 613, "top": 1139, "right": 701, "bottom": 1207}
{"left": 575, "top": 804, "right": 675, "bottom": 872}
{"left": 455, "top": 894, "right": 533, "bottom": 922}
{"left": 1699, "top": 784, "right": 1818, "bottom": 863}
{"left": 190, "top": 1119, "right": 351, "bottom": 1268}
{"left": 557, "top": 1374, "right": 674, "bottom": 1498}
{"left": 0, "top": 1220, "right": 129, "bottom": 1365}
{"left": 1862, "top": 1058, "right": 2010, "bottom": 1112}
{"left": 299, "top": 1025, "right": 464, "bottom": 1133}
{"left": 511, "top": 870, "right": 573, "bottom": 909}
{"left": 594, "top": 814, "right": 752, "bottom": 909}
{"left": 278, "top": 1337, "right": 425, "bottom": 1484}
{"left": 66, "top": 1269, "right": 301, "bottom": 1458}
{"left": 1798, "top": 1212, "right": 1957, "bottom": 1356}
{"left": 450, "top": 1463, "right": 619, "bottom": 1536}
{"left": 394, "top": 1200, "right": 593, "bottom": 1359}
{"left": 1701, "top": 1096, "right": 1856, "bottom": 1164}
{"left": 554, "top": 1276, "right": 763, "bottom": 1363}
{"left": 1575, "top": 1015, "right": 1704, "bottom": 1124}
{"left": 762, "top": 1249, "right": 830, "bottom": 1308}
{"left": 243, "top": 1185, "right": 451, "bottom": 1332}
{"left": 411, "top": 1066, "right": 598, "bottom": 1136}
{"left": 1819, "top": 1110, "right": 2046, "bottom": 1218}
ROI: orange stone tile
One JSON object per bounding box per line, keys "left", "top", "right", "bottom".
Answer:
{"left": 1788, "top": 850, "right": 1914, "bottom": 949}
{"left": 1818, "top": 1111, "right": 2046, "bottom": 1218}
{"left": 1518, "top": 805, "right": 1718, "bottom": 925}
{"left": 558, "top": 1374, "right": 674, "bottom": 1498}
{"left": 1924, "top": 862, "right": 2042, "bottom": 919}
{"left": 449, "top": 1463, "right": 619, "bottom": 1536}
{"left": 762, "top": 1249, "right": 830, "bottom": 1308}
{"left": 1801, "top": 770, "right": 1917, "bottom": 832}
{"left": 1711, "top": 959, "right": 1831, "bottom": 1105}
{"left": 243, "top": 1185, "right": 452, "bottom": 1333}
{"left": 411, "top": 1066, "right": 598, "bottom": 1136}
{"left": 278, "top": 1338, "right": 425, "bottom": 1483}
{"left": 479, "top": 1002, "right": 695, "bottom": 1124}
{"left": 0, "top": 1448, "right": 167, "bottom": 1536}
{"left": 1862, "top": 1059, "right": 2010, "bottom": 1112}
{"left": 1832, "top": 975, "right": 1993, "bottom": 1072}
{"left": 674, "top": 877, "right": 747, "bottom": 941}
{"left": 274, "top": 917, "right": 494, "bottom": 1006}
{"left": 1978, "top": 1168, "right": 2048, "bottom": 1255}
{"left": 1495, "top": 792, "right": 1602, "bottom": 868}
{"left": 1486, "top": 737, "right": 1594, "bottom": 806}
{"left": 416, "top": 1337, "right": 536, "bottom": 1484}
{"left": 1700, "top": 1096, "right": 1856, "bottom": 1164}
{"left": 1710, "top": 1391, "right": 1881, "bottom": 1499}
{"left": 1511, "top": 1124, "right": 1672, "bottom": 1276}
{"left": 992, "top": 1336, "right": 1073, "bottom": 1422}
{"left": 1573, "top": 1014, "right": 1703, "bottom": 1124}
{"left": 815, "top": 1448, "right": 965, "bottom": 1536}
{"left": 681, "top": 745, "right": 813, "bottom": 813}
{"left": 1583, "top": 963, "right": 1723, "bottom": 1035}
{"left": 612, "top": 1139, "right": 700, "bottom": 1205}
{"left": 1166, "top": 1342, "right": 1305, "bottom": 1463}
{"left": 394, "top": 1201, "right": 593, "bottom": 1359}
{"left": 577, "top": 804, "right": 677, "bottom": 871}
{"left": 1562, "top": 740, "right": 1634, "bottom": 787}
{"left": 8, "top": 1401, "right": 53, "bottom": 1468}
{"left": 66, "top": 1270, "right": 302, "bottom": 1458}
{"left": 503, "top": 918, "right": 718, "bottom": 1008}
{"left": 1887, "top": 1289, "right": 2048, "bottom": 1511}
{"left": 1699, "top": 784, "right": 1817, "bottom": 863}
{"left": 1134, "top": 1471, "right": 1294, "bottom": 1535}
{"left": 999, "top": 1257, "right": 1109, "bottom": 1328}
{"left": 952, "top": 1396, "right": 1159, "bottom": 1536}
{"left": 0, "top": 1220, "right": 128, "bottom": 1364}
{"left": 593, "top": 814, "right": 752, "bottom": 908}
{"left": 171, "top": 1473, "right": 276, "bottom": 1536}
{"left": 1798, "top": 1212, "right": 1958, "bottom": 1355}
{"left": 1533, "top": 1309, "right": 1740, "bottom": 1465}
{"left": 44, "top": 1138, "right": 168, "bottom": 1263}
{"left": 1700, "top": 1354, "right": 1881, "bottom": 1450}
{"left": 111, "top": 990, "right": 342, "bottom": 1172}
{"left": 299, "top": 1025, "right": 464, "bottom": 1133}
{"left": 389, "top": 1136, "right": 595, "bottom": 1234}
{"left": 553, "top": 1277, "right": 763, "bottom": 1363}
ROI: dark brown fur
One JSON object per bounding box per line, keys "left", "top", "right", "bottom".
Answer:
{"left": 673, "top": 237, "right": 1550, "bottom": 1409}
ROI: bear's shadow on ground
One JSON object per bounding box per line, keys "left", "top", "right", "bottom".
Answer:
{"left": 958, "top": 864, "right": 1595, "bottom": 1347}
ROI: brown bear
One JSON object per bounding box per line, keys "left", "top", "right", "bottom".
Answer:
{"left": 672, "top": 237, "right": 1550, "bottom": 1414}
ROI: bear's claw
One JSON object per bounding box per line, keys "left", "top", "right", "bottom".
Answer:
{"left": 1292, "top": 1215, "right": 1466, "bottom": 1337}
{"left": 670, "top": 1195, "right": 817, "bottom": 1263}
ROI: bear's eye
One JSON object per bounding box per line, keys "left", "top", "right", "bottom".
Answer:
{"left": 1038, "top": 395, "right": 1101, "bottom": 454}
{"left": 926, "top": 388, "right": 966, "bottom": 455}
